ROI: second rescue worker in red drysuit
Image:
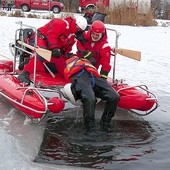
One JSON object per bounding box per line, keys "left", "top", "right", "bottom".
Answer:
{"left": 76, "top": 20, "right": 112, "bottom": 80}
{"left": 18, "top": 16, "right": 87, "bottom": 84}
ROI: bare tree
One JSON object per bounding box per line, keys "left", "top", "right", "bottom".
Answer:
{"left": 56, "top": 0, "right": 79, "bottom": 12}
{"left": 163, "top": 0, "right": 170, "bottom": 19}
{"left": 151, "top": 0, "right": 161, "bottom": 11}
{"left": 151, "top": 0, "right": 165, "bottom": 18}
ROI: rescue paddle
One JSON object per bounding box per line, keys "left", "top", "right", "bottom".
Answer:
{"left": 17, "top": 40, "right": 51, "bottom": 62}
{"left": 112, "top": 48, "right": 141, "bottom": 61}
{"left": 17, "top": 41, "right": 141, "bottom": 61}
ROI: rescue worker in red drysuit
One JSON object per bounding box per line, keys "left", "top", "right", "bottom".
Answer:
{"left": 76, "top": 20, "right": 112, "bottom": 80}
{"left": 18, "top": 16, "right": 87, "bottom": 84}
{"left": 64, "top": 55, "right": 120, "bottom": 132}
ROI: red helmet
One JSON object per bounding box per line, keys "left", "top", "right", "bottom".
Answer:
{"left": 90, "top": 20, "right": 105, "bottom": 34}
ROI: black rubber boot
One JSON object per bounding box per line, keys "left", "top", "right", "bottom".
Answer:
{"left": 100, "top": 118, "right": 112, "bottom": 132}
{"left": 18, "top": 59, "right": 29, "bottom": 70}
{"left": 18, "top": 70, "right": 31, "bottom": 85}
{"left": 100, "top": 95, "right": 119, "bottom": 132}
{"left": 85, "top": 121, "right": 95, "bottom": 133}
{"left": 82, "top": 98, "right": 96, "bottom": 133}
{"left": 100, "top": 104, "right": 115, "bottom": 133}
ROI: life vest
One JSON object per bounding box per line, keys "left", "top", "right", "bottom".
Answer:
{"left": 64, "top": 56, "right": 100, "bottom": 79}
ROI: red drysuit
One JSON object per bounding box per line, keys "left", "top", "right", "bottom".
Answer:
{"left": 76, "top": 30, "right": 112, "bottom": 77}
{"left": 24, "top": 17, "right": 78, "bottom": 76}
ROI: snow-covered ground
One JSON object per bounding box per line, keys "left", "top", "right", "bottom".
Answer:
{"left": 0, "top": 11, "right": 170, "bottom": 169}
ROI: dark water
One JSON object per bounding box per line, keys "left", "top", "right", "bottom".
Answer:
{"left": 1, "top": 93, "right": 169, "bottom": 170}
{"left": 35, "top": 100, "right": 170, "bottom": 170}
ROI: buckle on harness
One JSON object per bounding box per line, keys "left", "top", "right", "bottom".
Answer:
{"left": 37, "top": 31, "right": 46, "bottom": 40}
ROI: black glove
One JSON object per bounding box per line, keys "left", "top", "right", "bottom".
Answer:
{"left": 82, "top": 50, "right": 96, "bottom": 65}
{"left": 75, "top": 31, "right": 87, "bottom": 44}
{"left": 66, "top": 53, "right": 75, "bottom": 58}
{"left": 52, "top": 48, "right": 61, "bottom": 58}
{"left": 18, "top": 58, "right": 30, "bottom": 70}
{"left": 100, "top": 70, "right": 108, "bottom": 80}
{"left": 45, "top": 62, "right": 57, "bottom": 73}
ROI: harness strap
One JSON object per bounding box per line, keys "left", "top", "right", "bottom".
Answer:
{"left": 91, "top": 73, "right": 95, "bottom": 87}
{"left": 77, "top": 69, "right": 85, "bottom": 77}
{"left": 37, "top": 31, "right": 47, "bottom": 40}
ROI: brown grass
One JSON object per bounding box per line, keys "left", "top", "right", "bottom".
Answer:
{"left": 97, "top": 2, "right": 157, "bottom": 26}
{"left": 8, "top": 10, "right": 25, "bottom": 17}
